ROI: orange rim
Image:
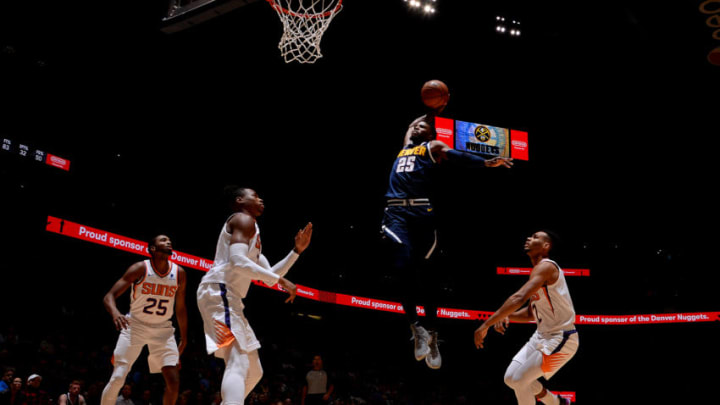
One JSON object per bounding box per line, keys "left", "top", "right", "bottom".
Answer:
{"left": 266, "top": 0, "right": 343, "bottom": 19}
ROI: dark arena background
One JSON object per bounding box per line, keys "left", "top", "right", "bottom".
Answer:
{"left": 1, "top": 1, "right": 719, "bottom": 404}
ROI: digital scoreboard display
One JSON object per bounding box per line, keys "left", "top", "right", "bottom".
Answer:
{"left": 1, "top": 138, "right": 71, "bottom": 171}
{"left": 434, "top": 117, "right": 529, "bottom": 161}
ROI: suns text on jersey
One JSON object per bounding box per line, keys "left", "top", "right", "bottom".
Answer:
{"left": 140, "top": 282, "right": 178, "bottom": 297}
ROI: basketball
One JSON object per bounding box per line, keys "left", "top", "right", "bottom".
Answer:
{"left": 421, "top": 80, "right": 449, "bottom": 110}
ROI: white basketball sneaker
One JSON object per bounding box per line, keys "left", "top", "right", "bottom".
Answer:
{"left": 425, "top": 330, "right": 441, "bottom": 369}
{"left": 410, "top": 323, "right": 430, "bottom": 361}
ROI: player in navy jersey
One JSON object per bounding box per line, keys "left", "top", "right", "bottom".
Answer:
{"left": 382, "top": 108, "right": 513, "bottom": 369}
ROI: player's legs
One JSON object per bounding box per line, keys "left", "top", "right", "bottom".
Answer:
{"left": 219, "top": 339, "right": 263, "bottom": 404}
{"left": 146, "top": 323, "right": 181, "bottom": 405}
{"left": 101, "top": 328, "right": 144, "bottom": 405}
{"left": 160, "top": 366, "right": 180, "bottom": 405}
{"left": 244, "top": 349, "right": 263, "bottom": 398}
{"left": 503, "top": 344, "right": 545, "bottom": 405}
{"left": 382, "top": 222, "right": 437, "bottom": 328}
{"left": 382, "top": 208, "right": 439, "bottom": 365}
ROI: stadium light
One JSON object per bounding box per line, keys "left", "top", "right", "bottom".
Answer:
{"left": 496, "top": 15, "right": 521, "bottom": 37}
{"left": 404, "top": 0, "right": 437, "bottom": 14}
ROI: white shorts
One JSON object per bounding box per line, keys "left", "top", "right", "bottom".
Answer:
{"left": 197, "top": 282, "right": 260, "bottom": 357}
{"left": 111, "top": 317, "right": 178, "bottom": 374}
{"left": 513, "top": 329, "right": 579, "bottom": 379}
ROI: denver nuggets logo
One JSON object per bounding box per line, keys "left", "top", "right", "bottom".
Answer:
{"left": 474, "top": 126, "right": 491, "bottom": 142}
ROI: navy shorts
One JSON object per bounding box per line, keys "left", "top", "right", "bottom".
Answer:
{"left": 381, "top": 206, "right": 437, "bottom": 259}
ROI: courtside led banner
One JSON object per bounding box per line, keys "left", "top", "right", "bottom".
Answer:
{"left": 435, "top": 117, "right": 529, "bottom": 161}
{"left": 46, "top": 216, "right": 719, "bottom": 325}
{"left": 497, "top": 267, "right": 591, "bottom": 277}
{"left": 46, "top": 216, "right": 212, "bottom": 271}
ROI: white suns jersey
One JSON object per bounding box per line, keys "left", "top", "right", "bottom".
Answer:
{"left": 200, "top": 216, "right": 262, "bottom": 298}
{"left": 530, "top": 259, "right": 576, "bottom": 334}
{"left": 130, "top": 260, "right": 179, "bottom": 324}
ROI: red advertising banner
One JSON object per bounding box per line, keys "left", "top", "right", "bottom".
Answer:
{"left": 497, "top": 267, "right": 591, "bottom": 277}
{"left": 47, "top": 216, "right": 719, "bottom": 325}
{"left": 46, "top": 216, "right": 212, "bottom": 271}
{"left": 46, "top": 153, "right": 71, "bottom": 171}
{"left": 576, "top": 312, "right": 720, "bottom": 325}
{"left": 434, "top": 116, "right": 455, "bottom": 147}
{"left": 553, "top": 392, "right": 576, "bottom": 402}
{"left": 510, "top": 129, "right": 529, "bottom": 161}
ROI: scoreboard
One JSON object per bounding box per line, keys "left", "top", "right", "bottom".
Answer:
{"left": 1, "top": 138, "right": 71, "bottom": 171}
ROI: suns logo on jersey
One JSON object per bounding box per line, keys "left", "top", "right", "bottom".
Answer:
{"left": 255, "top": 235, "right": 262, "bottom": 250}
{"left": 140, "top": 282, "right": 178, "bottom": 297}
{"left": 531, "top": 293, "right": 540, "bottom": 301}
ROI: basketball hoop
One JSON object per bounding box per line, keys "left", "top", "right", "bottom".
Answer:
{"left": 266, "top": 0, "right": 343, "bottom": 64}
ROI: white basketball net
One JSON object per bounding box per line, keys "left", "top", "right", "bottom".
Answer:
{"left": 266, "top": 0, "right": 343, "bottom": 64}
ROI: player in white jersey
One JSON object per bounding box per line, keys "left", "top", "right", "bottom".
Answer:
{"left": 197, "top": 186, "right": 312, "bottom": 405}
{"left": 101, "top": 235, "right": 188, "bottom": 405}
{"left": 474, "top": 231, "right": 577, "bottom": 405}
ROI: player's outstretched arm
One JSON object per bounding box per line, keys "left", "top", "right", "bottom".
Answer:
{"left": 494, "top": 305, "right": 534, "bottom": 334}
{"left": 103, "top": 262, "right": 145, "bottom": 330}
{"left": 429, "top": 140, "right": 513, "bottom": 168}
{"left": 474, "top": 263, "right": 556, "bottom": 348}
{"left": 175, "top": 267, "right": 188, "bottom": 356}
{"left": 227, "top": 213, "right": 284, "bottom": 286}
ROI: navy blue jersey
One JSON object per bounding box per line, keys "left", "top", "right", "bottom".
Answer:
{"left": 385, "top": 141, "right": 437, "bottom": 199}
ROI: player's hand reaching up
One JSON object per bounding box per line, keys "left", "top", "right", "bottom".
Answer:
{"left": 278, "top": 277, "right": 298, "bottom": 303}
{"left": 293, "top": 222, "right": 313, "bottom": 254}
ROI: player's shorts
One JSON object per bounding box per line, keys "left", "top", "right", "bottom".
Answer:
{"left": 197, "top": 282, "right": 260, "bottom": 357}
{"left": 111, "top": 316, "right": 178, "bottom": 374}
{"left": 381, "top": 204, "right": 437, "bottom": 259}
{"left": 513, "top": 329, "right": 579, "bottom": 379}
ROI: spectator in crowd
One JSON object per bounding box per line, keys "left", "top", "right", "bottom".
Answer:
{"left": 20, "top": 375, "right": 50, "bottom": 405}
{"left": 116, "top": 384, "right": 134, "bottom": 405}
{"left": 0, "top": 374, "right": 20, "bottom": 405}
{"left": 9, "top": 378, "right": 22, "bottom": 405}
{"left": 58, "top": 381, "right": 86, "bottom": 405}
{"left": 136, "top": 390, "right": 154, "bottom": 405}
{"left": 0, "top": 368, "right": 15, "bottom": 393}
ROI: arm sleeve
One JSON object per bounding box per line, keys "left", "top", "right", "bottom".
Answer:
{"left": 229, "top": 243, "right": 282, "bottom": 286}
{"left": 445, "top": 149, "right": 487, "bottom": 168}
{"left": 258, "top": 250, "right": 299, "bottom": 278}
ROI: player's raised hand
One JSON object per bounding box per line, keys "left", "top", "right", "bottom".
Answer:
{"left": 293, "top": 222, "right": 313, "bottom": 254}
{"left": 485, "top": 157, "right": 514, "bottom": 168}
{"left": 278, "top": 277, "right": 298, "bottom": 303}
